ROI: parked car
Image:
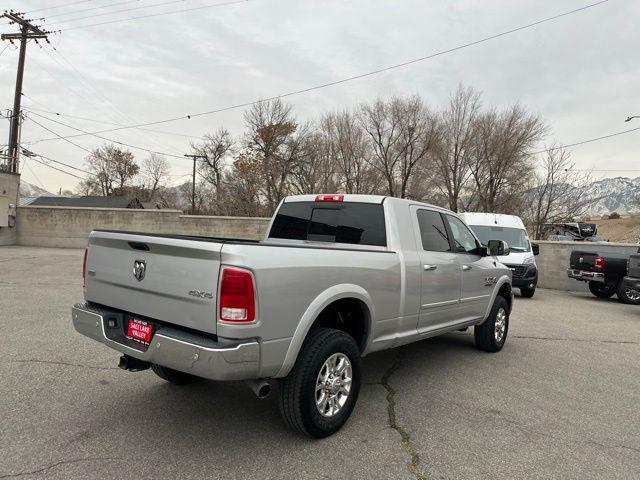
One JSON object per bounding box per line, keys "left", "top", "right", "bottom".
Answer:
{"left": 72, "top": 194, "right": 514, "bottom": 437}
{"left": 568, "top": 248, "right": 640, "bottom": 304}
{"left": 459, "top": 212, "right": 539, "bottom": 298}
{"left": 621, "top": 254, "right": 640, "bottom": 304}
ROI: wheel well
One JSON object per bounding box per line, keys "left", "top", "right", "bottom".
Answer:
{"left": 309, "top": 298, "right": 370, "bottom": 352}
{"left": 497, "top": 283, "right": 513, "bottom": 312}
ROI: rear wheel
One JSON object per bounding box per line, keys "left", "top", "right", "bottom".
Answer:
{"left": 588, "top": 282, "right": 616, "bottom": 299}
{"left": 616, "top": 281, "right": 640, "bottom": 305}
{"left": 474, "top": 296, "right": 509, "bottom": 352}
{"left": 279, "top": 328, "right": 362, "bottom": 438}
{"left": 520, "top": 288, "right": 535, "bottom": 298}
{"left": 151, "top": 364, "right": 202, "bottom": 385}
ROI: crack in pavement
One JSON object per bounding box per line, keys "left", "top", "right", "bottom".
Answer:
{"left": 512, "top": 335, "right": 639, "bottom": 345}
{"left": 9, "top": 359, "right": 119, "bottom": 370}
{"left": 378, "top": 350, "right": 428, "bottom": 480}
{"left": 0, "top": 457, "right": 118, "bottom": 479}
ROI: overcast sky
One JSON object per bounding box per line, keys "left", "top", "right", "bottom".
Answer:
{"left": 1, "top": 0, "right": 639, "bottom": 193}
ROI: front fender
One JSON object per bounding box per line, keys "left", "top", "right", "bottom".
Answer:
{"left": 479, "top": 275, "right": 513, "bottom": 324}
{"left": 273, "top": 284, "right": 374, "bottom": 378}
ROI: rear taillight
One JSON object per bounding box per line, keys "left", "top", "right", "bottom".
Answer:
{"left": 595, "top": 256, "right": 605, "bottom": 271}
{"left": 315, "top": 194, "right": 344, "bottom": 202}
{"left": 82, "top": 248, "right": 88, "bottom": 288}
{"left": 219, "top": 267, "right": 256, "bottom": 322}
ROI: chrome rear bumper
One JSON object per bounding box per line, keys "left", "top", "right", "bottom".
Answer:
{"left": 567, "top": 269, "right": 605, "bottom": 283}
{"left": 72, "top": 304, "right": 260, "bottom": 381}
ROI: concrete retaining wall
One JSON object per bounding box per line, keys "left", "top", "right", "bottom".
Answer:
{"left": 0, "top": 172, "right": 20, "bottom": 246}
{"left": 9, "top": 204, "right": 640, "bottom": 292}
{"left": 16, "top": 206, "right": 270, "bottom": 248}
{"left": 535, "top": 240, "right": 640, "bottom": 291}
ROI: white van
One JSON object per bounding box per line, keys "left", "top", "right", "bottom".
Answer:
{"left": 459, "top": 212, "right": 539, "bottom": 298}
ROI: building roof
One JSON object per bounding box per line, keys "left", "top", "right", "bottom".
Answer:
{"left": 28, "top": 196, "right": 138, "bottom": 208}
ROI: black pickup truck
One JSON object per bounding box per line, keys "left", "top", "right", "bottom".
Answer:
{"left": 621, "top": 254, "right": 640, "bottom": 304}
{"left": 568, "top": 249, "right": 640, "bottom": 304}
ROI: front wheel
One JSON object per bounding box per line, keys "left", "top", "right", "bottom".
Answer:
{"left": 616, "top": 281, "right": 640, "bottom": 305}
{"left": 520, "top": 288, "right": 535, "bottom": 298}
{"left": 474, "top": 296, "right": 509, "bottom": 352}
{"left": 588, "top": 282, "right": 616, "bottom": 299}
{"left": 279, "top": 328, "right": 362, "bottom": 438}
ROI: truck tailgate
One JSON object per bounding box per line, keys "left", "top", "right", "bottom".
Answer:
{"left": 85, "top": 231, "right": 223, "bottom": 334}
{"left": 569, "top": 251, "right": 597, "bottom": 270}
{"left": 629, "top": 255, "right": 640, "bottom": 278}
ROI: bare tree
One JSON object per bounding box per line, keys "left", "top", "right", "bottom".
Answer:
{"left": 359, "top": 96, "right": 436, "bottom": 198}
{"left": 320, "top": 110, "right": 378, "bottom": 194}
{"left": 244, "top": 98, "right": 306, "bottom": 211}
{"left": 522, "top": 146, "right": 595, "bottom": 239}
{"left": 192, "top": 128, "right": 234, "bottom": 203}
{"left": 140, "top": 154, "right": 170, "bottom": 201}
{"left": 78, "top": 144, "right": 138, "bottom": 196}
{"left": 290, "top": 127, "right": 338, "bottom": 195}
{"left": 468, "top": 106, "right": 546, "bottom": 212}
{"left": 432, "top": 85, "right": 480, "bottom": 211}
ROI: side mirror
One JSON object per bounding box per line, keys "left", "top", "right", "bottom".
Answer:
{"left": 488, "top": 239, "right": 510, "bottom": 256}
{"left": 532, "top": 243, "right": 540, "bottom": 256}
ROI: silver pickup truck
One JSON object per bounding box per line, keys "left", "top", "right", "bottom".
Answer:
{"left": 72, "top": 194, "right": 513, "bottom": 437}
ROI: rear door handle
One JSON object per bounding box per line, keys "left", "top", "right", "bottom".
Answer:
{"left": 423, "top": 264, "right": 438, "bottom": 271}
{"left": 462, "top": 265, "right": 472, "bottom": 271}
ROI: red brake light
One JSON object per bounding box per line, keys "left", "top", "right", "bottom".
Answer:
{"left": 82, "top": 248, "right": 88, "bottom": 288}
{"left": 219, "top": 267, "right": 255, "bottom": 322}
{"left": 315, "top": 194, "right": 344, "bottom": 202}
{"left": 595, "top": 256, "right": 605, "bottom": 271}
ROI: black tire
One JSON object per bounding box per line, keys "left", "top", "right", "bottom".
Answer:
{"left": 474, "top": 296, "right": 509, "bottom": 352}
{"left": 151, "top": 364, "right": 202, "bottom": 385}
{"left": 520, "top": 288, "right": 535, "bottom": 298}
{"left": 588, "top": 282, "right": 616, "bottom": 299}
{"left": 279, "top": 328, "right": 362, "bottom": 438}
{"left": 616, "top": 280, "right": 640, "bottom": 305}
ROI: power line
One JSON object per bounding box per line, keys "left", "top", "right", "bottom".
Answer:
{"left": 25, "top": 114, "right": 93, "bottom": 153}
{"left": 531, "top": 126, "right": 640, "bottom": 155}
{"left": 45, "top": 0, "right": 144, "bottom": 20}
{"left": 23, "top": 105, "right": 201, "bottom": 139}
{"left": 25, "top": 1, "right": 96, "bottom": 14}
{"left": 56, "top": 0, "right": 251, "bottom": 31}
{"left": 48, "top": 0, "right": 195, "bottom": 25}
{"left": 38, "top": 0, "right": 610, "bottom": 137}
{"left": 47, "top": 46, "right": 187, "bottom": 156}
{"left": 27, "top": 110, "right": 187, "bottom": 159}
{"left": 21, "top": 147, "right": 93, "bottom": 175}
{"left": 28, "top": 154, "right": 85, "bottom": 179}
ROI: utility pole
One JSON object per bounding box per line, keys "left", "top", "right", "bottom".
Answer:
{"left": 184, "top": 153, "right": 207, "bottom": 215}
{"left": 1, "top": 11, "right": 50, "bottom": 173}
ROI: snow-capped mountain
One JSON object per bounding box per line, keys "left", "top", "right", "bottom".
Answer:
{"left": 575, "top": 176, "right": 640, "bottom": 216}
{"left": 19, "top": 181, "right": 54, "bottom": 198}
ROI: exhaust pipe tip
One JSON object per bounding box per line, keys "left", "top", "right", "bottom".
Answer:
{"left": 245, "top": 379, "right": 271, "bottom": 399}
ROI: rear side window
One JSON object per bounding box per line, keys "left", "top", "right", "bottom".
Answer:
{"left": 269, "top": 202, "right": 387, "bottom": 247}
{"left": 417, "top": 209, "right": 451, "bottom": 252}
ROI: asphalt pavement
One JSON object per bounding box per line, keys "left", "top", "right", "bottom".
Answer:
{"left": 1, "top": 246, "right": 638, "bottom": 479}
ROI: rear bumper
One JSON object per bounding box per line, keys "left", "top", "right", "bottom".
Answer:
{"left": 567, "top": 269, "right": 605, "bottom": 283}
{"left": 72, "top": 304, "right": 260, "bottom": 381}
{"left": 622, "top": 276, "right": 640, "bottom": 292}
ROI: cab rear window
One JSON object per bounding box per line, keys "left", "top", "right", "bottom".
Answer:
{"left": 269, "top": 202, "right": 386, "bottom": 247}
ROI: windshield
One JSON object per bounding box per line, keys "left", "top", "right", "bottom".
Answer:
{"left": 469, "top": 225, "right": 530, "bottom": 252}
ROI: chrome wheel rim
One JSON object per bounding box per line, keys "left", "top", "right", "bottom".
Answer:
{"left": 625, "top": 288, "right": 640, "bottom": 302}
{"left": 315, "top": 353, "right": 352, "bottom": 417}
{"left": 494, "top": 307, "right": 507, "bottom": 343}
